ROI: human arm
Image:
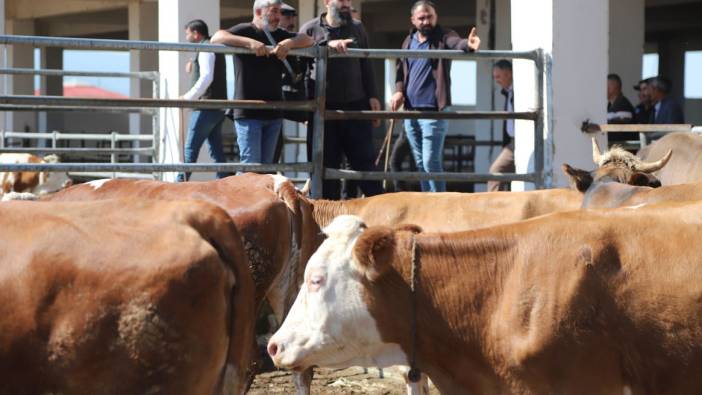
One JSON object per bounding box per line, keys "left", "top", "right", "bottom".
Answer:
{"left": 444, "top": 27, "right": 480, "bottom": 52}
{"left": 210, "top": 29, "right": 269, "bottom": 56}
{"left": 182, "top": 52, "right": 215, "bottom": 100}
{"left": 271, "top": 32, "right": 315, "bottom": 60}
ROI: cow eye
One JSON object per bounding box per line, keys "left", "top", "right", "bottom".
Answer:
{"left": 308, "top": 275, "right": 324, "bottom": 292}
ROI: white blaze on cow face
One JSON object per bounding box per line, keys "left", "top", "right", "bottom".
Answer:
{"left": 267, "top": 215, "right": 408, "bottom": 371}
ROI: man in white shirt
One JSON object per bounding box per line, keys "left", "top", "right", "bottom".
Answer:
{"left": 488, "top": 59, "right": 514, "bottom": 192}
{"left": 177, "top": 19, "right": 229, "bottom": 182}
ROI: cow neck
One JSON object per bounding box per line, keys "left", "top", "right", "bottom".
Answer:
{"left": 310, "top": 198, "right": 352, "bottom": 228}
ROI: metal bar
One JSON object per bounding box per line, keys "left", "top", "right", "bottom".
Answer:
{"left": 533, "top": 48, "right": 545, "bottom": 189}
{"left": 325, "top": 168, "right": 538, "bottom": 183}
{"left": 68, "top": 172, "right": 155, "bottom": 180}
{"left": 0, "top": 35, "right": 317, "bottom": 58}
{"left": 0, "top": 67, "right": 158, "bottom": 80}
{"left": 594, "top": 124, "right": 692, "bottom": 133}
{"left": 0, "top": 105, "right": 157, "bottom": 114}
{"left": 0, "top": 147, "right": 153, "bottom": 154}
{"left": 328, "top": 48, "right": 539, "bottom": 61}
{"left": 0, "top": 95, "right": 316, "bottom": 111}
{"left": 152, "top": 77, "right": 160, "bottom": 179}
{"left": 325, "top": 110, "right": 538, "bottom": 121}
{"left": 0, "top": 162, "right": 314, "bottom": 173}
{"left": 310, "top": 46, "right": 327, "bottom": 198}
{"left": 1, "top": 131, "right": 153, "bottom": 141}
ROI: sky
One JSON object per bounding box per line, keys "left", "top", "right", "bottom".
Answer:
{"left": 35, "top": 49, "right": 702, "bottom": 100}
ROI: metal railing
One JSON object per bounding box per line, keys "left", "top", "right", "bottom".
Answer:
{"left": 0, "top": 34, "right": 549, "bottom": 196}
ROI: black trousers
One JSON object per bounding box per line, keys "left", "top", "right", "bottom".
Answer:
{"left": 307, "top": 99, "right": 383, "bottom": 200}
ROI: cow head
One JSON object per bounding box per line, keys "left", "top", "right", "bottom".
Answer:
{"left": 268, "top": 215, "right": 413, "bottom": 371}
{"left": 563, "top": 138, "right": 671, "bottom": 193}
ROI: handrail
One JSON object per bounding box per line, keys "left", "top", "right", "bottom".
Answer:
{"left": 0, "top": 67, "right": 159, "bottom": 80}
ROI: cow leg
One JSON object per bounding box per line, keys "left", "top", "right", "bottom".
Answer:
{"left": 293, "top": 368, "right": 314, "bottom": 395}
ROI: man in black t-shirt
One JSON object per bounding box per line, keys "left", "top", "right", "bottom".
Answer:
{"left": 211, "top": 0, "right": 313, "bottom": 164}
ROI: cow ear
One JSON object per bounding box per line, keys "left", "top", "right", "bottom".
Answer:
{"left": 562, "top": 164, "right": 593, "bottom": 192}
{"left": 628, "top": 172, "right": 655, "bottom": 187}
{"left": 353, "top": 226, "right": 396, "bottom": 282}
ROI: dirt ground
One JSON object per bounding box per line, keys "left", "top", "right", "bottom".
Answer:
{"left": 249, "top": 366, "right": 440, "bottom": 394}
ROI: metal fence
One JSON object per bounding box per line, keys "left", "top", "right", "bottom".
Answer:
{"left": 0, "top": 34, "right": 549, "bottom": 197}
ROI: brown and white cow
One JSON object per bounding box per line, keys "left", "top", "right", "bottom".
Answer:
{"left": 0, "top": 153, "right": 72, "bottom": 196}
{"left": 0, "top": 199, "right": 256, "bottom": 395}
{"left": 638, "top": 132, "right": 702, "bottom": 185}
{"left": 269, "top": 205, "right": 702, "bottom": 394}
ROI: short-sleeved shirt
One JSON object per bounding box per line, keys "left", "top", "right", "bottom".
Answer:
{"left": 227, "top": 23, "right": 297, "bottom": 119}
{"left": 405, "top": 33, "right": 437, "bottom": 109}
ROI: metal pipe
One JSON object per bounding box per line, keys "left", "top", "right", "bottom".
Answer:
{"left": 328, "top": 48, "right": 539, "bottom": 61}
{"left": 1, "top": 131, "right": 153, "bottom": 141}
{"left": 0, "top": 147, "right": 153, "bottom": 154}
{"left": 310, "top": 46, "right": 327, "bottom": 198}
{"left": 533, "top": 48, "right": 545, "bottom": 189}
{"left": 0, "top": 67, "right": 158, "bottom": 80}
{"left": 0, "top": 105, "right": 157, "bottom": 114}
{"left": 0, "top": 162, "right": 314, "bottom": 173}
{"left": 325, "top": 110, "right": 538, "bottom": 121}
{"left": 0, "top": 95, "right": 316, "bottom": 111}
{"left": 0, "top": 34, "right": 317, "bottom": 58}
{"left": 325, "top": 168, "right": 538, "bottom": 183}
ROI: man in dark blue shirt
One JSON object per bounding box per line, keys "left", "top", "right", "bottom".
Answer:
{"left": 391, "top": 0, "right": 480, "bottom": 192}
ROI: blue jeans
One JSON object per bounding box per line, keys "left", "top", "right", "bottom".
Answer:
{"left": 178, "top": 109, "right": 227, "bottom": 182}
{"left": 404, "top": 118, "right": 448, "bottom": 192}
{"left": 234, "top": 118, "right": 282, "bottom": 164}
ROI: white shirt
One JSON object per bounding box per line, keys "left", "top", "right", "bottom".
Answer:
{"left": 183, "top": 51, "right": 215, "bottom": 100}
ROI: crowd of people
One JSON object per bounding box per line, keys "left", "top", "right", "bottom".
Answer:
{"left": 178, "top": 0, "right": 685, "bottom": 197}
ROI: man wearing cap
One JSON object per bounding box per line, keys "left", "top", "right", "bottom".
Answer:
{"left": 633, "top": 78, "right": 653, "bottom": 124}
{"left": 211, "top": 0, "right": 313, "bottom": 165}
{"left": 280, "top": 3, "right": 297, "bottom": 31}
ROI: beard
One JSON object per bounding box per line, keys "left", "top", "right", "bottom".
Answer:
{"left": 329, "top": 2, "right": 352, "bottom": 25}
{"left": 419, "top": 25, "right": 435, "bottom": 36}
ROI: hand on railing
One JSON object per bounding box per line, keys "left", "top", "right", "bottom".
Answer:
{"left": 390, "top": 92, "right": 404, "bottom": 112}
{"left": 328, "top": 39, "right": 354, "bottom": 54}
{"left": 248, "top": 40, "right": 270, "bottom": 57}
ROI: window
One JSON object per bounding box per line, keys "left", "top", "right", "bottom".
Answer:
{"left": 450, "top": 60, "right": 477, "bottom": 106}
{"left": 684, "top": 51, "right": 702, "bottom": 99}
{"left": 642, "top": 53, "right": 658, "bottom": 79}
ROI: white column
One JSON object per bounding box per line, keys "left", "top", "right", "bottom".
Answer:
{"left": 511, "top": 0, "right": 608, "bottom": 189}
{"left": 129, "top": 0, "right": 158, "bottom": 163}
{"left": 609, "top": 0, "right": 644, "bottom": 106}
{"left": 158, "top": 0, "right": 219, "bottom": 181}
{"left": 472, "top": 0, "right": 494, "bottom": 191}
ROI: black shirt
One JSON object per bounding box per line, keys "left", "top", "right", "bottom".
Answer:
{"left": 227, "top": 23, "right": 297, "bottom": 119}
{"left": 300, "top": 14, "right": 378, "bottom": 105}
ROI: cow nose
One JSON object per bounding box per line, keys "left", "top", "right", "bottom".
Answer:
{"left": 267, "top": 340, "right": 281, "bottom": 358}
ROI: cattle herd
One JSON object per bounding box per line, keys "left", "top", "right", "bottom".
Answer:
{"left": 1, "top": 132, "right": 701, "bottom": 394}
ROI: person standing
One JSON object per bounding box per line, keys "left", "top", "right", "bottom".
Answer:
{"left": 177, "top": 19, "right": 228, "bottom": 182}
{"left": 390, "top": 0, "right": 480, "bottom": 192}
{"left": 300, "top": 0, "right": 384, "bottom": 199}
{"left": 211, "top": 0, "right": 313, "bottom": 165}
{"left": 487, "top": 59, "right": 514, "bottom": 192}
{"left": 606, "top": 73, "right": 636, "bottom": 143}
{"left": 633, "top": 78, "right": 653, "bottom": 124}
{"left": 649, "top": 76, "right": 684, "bottom": 124}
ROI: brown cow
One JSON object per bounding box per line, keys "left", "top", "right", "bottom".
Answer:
{"left": 0, "top": 199, "right": 255, "bottom": 395}
{"left": 44, "top": 173, "right": 316, "bottom": 394}
{"left": 0, "top": 153, "right": 72, "bottom": 196}
{"left": 270, "top": 205, "right": 702, "bottom": 394}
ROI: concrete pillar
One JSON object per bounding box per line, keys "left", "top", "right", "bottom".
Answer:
{"left": 158, "top": 0, "right": 219, "bottom": 181}
{"left": 511, "top": 0, "right": 608, "bottom": 189}
{"left": 129, "top": 0, "right": 158, "bottom": 162}
{"left": 472, "top": 0, "right": 494, "bottom": 191}
{"left": 609, "top": 0, "right": 644, "bottom": 106}
{"left": 6, "top": 19, "right": 37, "bottom": 137}
{"left": 658, "top": 39, "right": 686, "bottom": 102}
{"left": 41, "top": 47, "right": 64, "bottom": 137}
